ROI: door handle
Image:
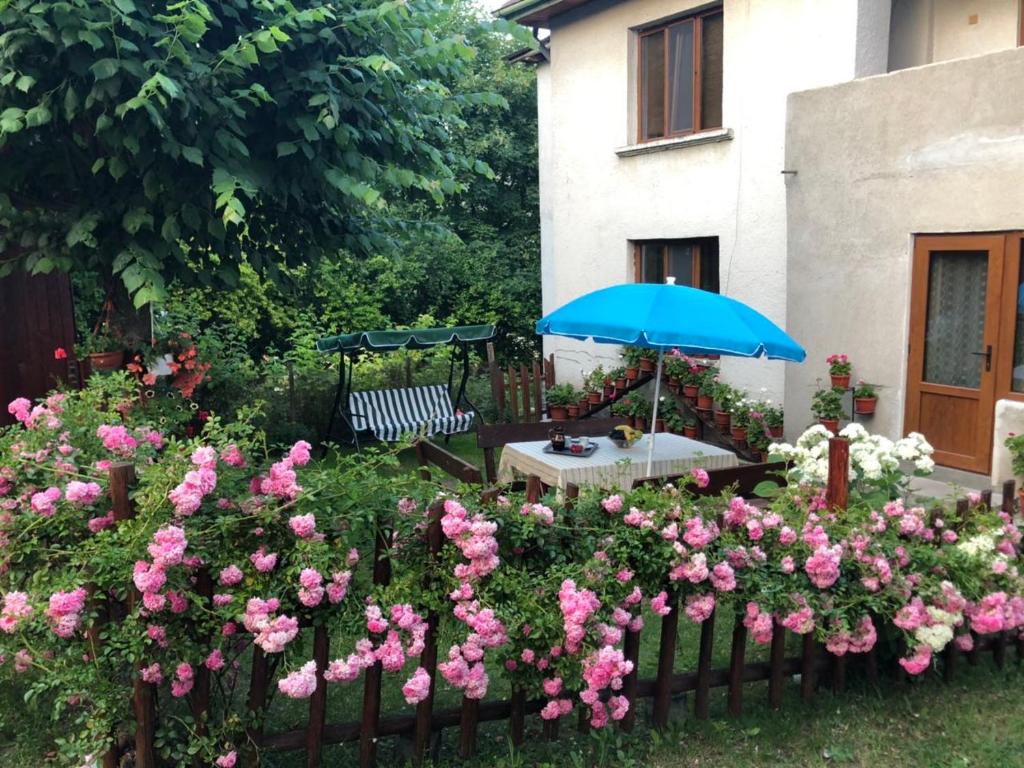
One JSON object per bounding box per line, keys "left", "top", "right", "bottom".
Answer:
{"left": 969, "top": 345, "right": 992, "bottom": 372}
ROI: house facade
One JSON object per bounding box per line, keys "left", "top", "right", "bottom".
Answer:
{"left": 500, "top": 0, "right": 1024, "bottom": 480}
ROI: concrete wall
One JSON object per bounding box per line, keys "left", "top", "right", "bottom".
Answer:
{"left": 538, "top": 0, "right": 887, "bottom": 397}
{"left": 784, "top": 46, "right": 1024, "bottom": 444}
{"left": 889, "top": 0, "right": 1019, "bottom": 71}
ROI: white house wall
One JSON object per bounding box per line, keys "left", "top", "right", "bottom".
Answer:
{"left": 537, "top": 0, "right": 883, "bottom": 398}
{"left": 889, "top": 0, "right": 1020, "bottom": 70}
{"left": 784, "top": 45, "right": 1024, "bottom": 444}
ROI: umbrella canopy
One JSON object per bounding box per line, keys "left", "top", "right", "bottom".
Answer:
{"left": 535, "top": 280, "right": 805, "bottom": 475}
{"left": 535, "top": 282, "right": 805, "bottom": 362}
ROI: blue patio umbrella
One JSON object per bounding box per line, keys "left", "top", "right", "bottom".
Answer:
{"left": 535, "top": 278, "right": 806, "bottom": 474}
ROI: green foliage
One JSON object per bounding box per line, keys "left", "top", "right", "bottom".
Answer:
{"left": 545, "top": 382, "right": 578, "bottom": 407}
{"left": 1005, "top": 432, "right": 1024, "bottom": 478}
{"left": 0, "top": 0, "right": 502, "bottom": 307}
{"left": 854, "top": 381, "right": 877, "bottom": 399}
{"left": 811, "top": 387, "right": 845, "bottom": 421}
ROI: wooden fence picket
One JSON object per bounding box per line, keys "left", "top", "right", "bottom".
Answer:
{"left": 694, "top": 609, "right": 715, "bottom": 719}
{"left": 727, "top": 613, "right": 747, "bottom": 717}
{"left": 307, "top": 626, "right": 330, "bottom": 767}
{"left": 768, "top": 621, "right": 785, "bottom": 710}
{"left": 359, "top": 524, "right": 393, "bottom": 768}
{"left": 652, "top": 590, "right": 679, "bottom": 728}
{"left": 620, "top": 628, "right": 641, "bottom": 732}
{"left": 413, "top": 502, "right": 445, "bottom": 765}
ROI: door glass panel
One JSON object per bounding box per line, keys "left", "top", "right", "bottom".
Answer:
{"left": 923, "top": 250, "right": 988, "bottom": 388}
{"left": 1013, "top": 243, "right": 1024, "bottom": 392}
{"left": 668, "top": 243, "right": 694, "bottom": 286}
{"left": 667, "top": 21, "right": 695, "bottom": 134}
{"left": 641, "top": 32, "right": 665, "bottom": 140}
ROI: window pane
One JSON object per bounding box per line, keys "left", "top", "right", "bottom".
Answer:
{"left": 667, "top": 22, "right": 695, "bottom": 134}
{"left": 668, "top": 243, "right": 694, "bottom": 286}
{"left": 641, "top": 244, "right": 664, "bottom": 283}
{"left": 1013, "top": 244, "right": 1024, "bottom": 392}
{"left": 641, "top": 32, "right": 665, "bottom": 140}
{"left": 923, "top": 250, "right": 987, "bottom": 388}
{"left": 700, "top": 12, "right": 724, "bottom": 130}
{"left": 699, "top": 240, "right": 719, "bottom": 293}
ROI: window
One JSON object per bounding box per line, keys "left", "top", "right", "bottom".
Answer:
{"left": 639, "top": 7, "right": 723, "bottom": 142}
{"left": 633, "top": 238, "right": 719, "bottom": 292}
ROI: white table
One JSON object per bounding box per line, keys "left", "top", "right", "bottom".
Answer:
{"left": 497, "top": 433, "right": 739, "bottom": 490}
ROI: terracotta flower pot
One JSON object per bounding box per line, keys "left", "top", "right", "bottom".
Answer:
{"left": 625, "top": 367, "right": 639, "bottom": 381}
{"left": 577, "top": 398, "right": 589, "bottom": 413}
{"left": 853, "top": 396, "right": 877, "bottom": 415}
{"left": 550, "top": 406, "right": 568, "bottom": 421}
{"left": 730, "top": 426, "right": 748, "bottom": 442}
{"left": 615, "top": 377, "right": 627, "bottom": 391}
{"left": 697, "top": 393, "right": 713, "bottom": 410}
{"left": 759, "top": 451, "right": 770, "bottom": 462}
{"left": 639, "top": 358, "right": 655, "bottom": 373}
{"left": 767, "top": 424, "right": 784, "bottom": 439}
{"left": 683, "top": 425, "right": 698, "bottom": 439}
{"left": 683, "top": 384, "right": 699, "bottom": 399}
{"left": 567, "top": 404, "right": 580, "bottom": 419}
{"left": 655, "top": 418, "right": 665, "bottom": 433}
{"left": 604, "top": 384, "right": 615, "bottom": 398}
{"left": 88, "top": 350, "right": 125, "bottom": 372}
{"left": 667, "top": 380, "right": 680, "bottom": 394}
{"left": 635, "top": 417, "right": 648, "bottom": 432}
{"left": 713, "top": 410, "right": 731, "bottom": 429}
{"left": 830, "top": 374, "right": 851, "bottom": 390}
{"left": 819, "top": 418, "right": 839, "bottom": 433}
{"left": 588, "top": 391, "right": 602, "bottom": 405}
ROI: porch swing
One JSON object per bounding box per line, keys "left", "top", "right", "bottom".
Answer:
{"left": 317, "top": 323, "right": 496, "bottom": 448}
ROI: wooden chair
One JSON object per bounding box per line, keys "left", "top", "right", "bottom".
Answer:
{"left": 630, "top": 461, "right": 788, "bottom": 499}
{"left": 414, "top": 438, "right": 483, "bottom": 485}
{"left": 476, "top": 418, "right": 621, "bottom": 484}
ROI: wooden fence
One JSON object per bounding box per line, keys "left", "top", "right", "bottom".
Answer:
{"left": 486, "top": 342, "right": 555, "bottom": 424}
{"left": 108, "top": 441, "right": 1021, "bottom": 768}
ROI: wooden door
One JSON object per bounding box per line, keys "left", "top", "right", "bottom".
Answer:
{"left": 905, "top": 234, "right": 1007, "bottom": 472}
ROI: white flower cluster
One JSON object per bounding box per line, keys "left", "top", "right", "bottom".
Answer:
{"left": 956, "top": 532, "right": 997, "bottom": 559}
{"left": 916, "top": 607, "right": 960, "bottom": 651}
{"left": 769, "top": 423, "right": 935, "bottom": 485}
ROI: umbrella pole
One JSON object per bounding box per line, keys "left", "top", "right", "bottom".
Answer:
{"left": 646, "top": 348, "right": 664, "bottom": 476}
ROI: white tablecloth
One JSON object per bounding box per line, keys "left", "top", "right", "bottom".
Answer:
{"left": 497, "top": 433, "right": 739, "bottom": 490}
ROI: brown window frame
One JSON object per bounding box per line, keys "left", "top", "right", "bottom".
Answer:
{"left": 637, "top": 6, "right": 723, "bottom": 144}
{"left": 632, "top": 239, "right": 718, "bottom": 292}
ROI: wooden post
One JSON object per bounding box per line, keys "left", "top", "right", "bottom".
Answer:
{"left": 109, "top": 464, "right": 156, "bottom": 768}
{"left": 520, "top": 363, "right": 531, "bottom": 422}
{"left": 532, "top": 360, "right": 543, "bottom": 419}
{"left": 508, "top": 366, "right": 519, "bottom": 423}
{"left": 800, "top": 634, "right": 816, "bottom": 702}
{"left": 306, "top": 626, "right": 330, "bottom": 768}
{"left": 652, "top": 590, "right": 679, "bottom": 728}
{"left": 768, "top": 621, "right": 786, "bottom": 710}
{"left": 245, "top": 647, "right": 269, "bottom": 766}
{"left": 414, "top": 503, "right": 444, "bottom": 766}
{"left": 727, "top": 613, "right": 747, "bottom": 717}
{"left": 694, "top": 609, "right": 715, "bottom": 720}
{"left": 525, "top": 474, "right": 543, "bottom": 504}
{"left": 956, "top": 498, "right": 970, "bottom": 531}
{"left": 459, "top": 698, "right": 479, "bottom": 759}
{"left": 831, "top": 654, "right": 847, "bottom": 695}
{"left": 487, "top": 343, "right": 506, "bottom": 422}
{"left": 546, "top": 354, "right": 556, "bottom": 388}
{"left": 620, "top": 628, "right": 641, "bottom": 732}
{"left": 943, "top": 642, "right": 958, "bottom": 683}
{"left": 826, "top": 437, "right": 849, "bottom": 511}
{"left": 542, "top": 717, "right": 560, "bottom": 742}
{"left": 510, "top": 688, "right": 526, "bottom": 746}
{"left": 191, "top": 569, "right": 214, "bottom": 767}
{"left": 359, "top": 525, "right": 393, "bottom": 768}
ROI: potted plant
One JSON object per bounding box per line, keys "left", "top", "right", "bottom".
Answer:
{"left": 853, "top": 381, "right": 878, "bottom": 415}
{"left": 623, "top": 347, "right": 643, "bottom": 380}
{"left": 632, "top": 396, "right": 653, "bottom": 432}
{"left": 585, "top": 367, "right": 606, "bottom": 405}
{"left": 712, "top": 379, "right": 735, "bottom": 429}
{"left": 811, "top": 386, "right": 845, "bottom": 433}
{"left": 827, "top": 353, "right": 852, "bottom": 390}
{"left": 763, "top": 402, "right": 784, "bottom": 438}
{"left": 76, "top": 325, "right": 125, "bottom": 372}
{"left": 611, "top": 395, "right": 635, "bottom": 428}
{"left": 683, "top": 415, "right": 698, "bottom": 439}
{"left": 681, "top": 362, "right": 700, "bottom": 402}
{"left": 1004, "top": 432, "right": 1024, "bottom": 506}
{"left": 664, "top": 355, "right": 685, "bottom": 393}
{"left": 637, "top": 347, "right": 658, "bottom": 373}
{"left": 696, "top": 367, "right": 716, "bottom": 411}
{"left": 730, "top": 398, "right": 751, "bottom": 444}
{"left": 609, "top": 366, "right": 627, "bottom": 392}
{"left": 747, "top": 415, "right": 768, "bottom": 458}
{"left": 664, "top": 411, "right": 685, "bottom": 435}
{"left": 656, "top": 396, "right": 678, "bottom": 433}
{"left": 546, "top": 383, "right": 577, "bottom": 421}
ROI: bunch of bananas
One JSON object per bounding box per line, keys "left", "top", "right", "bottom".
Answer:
{"left": 609, "top": 425, "right": 644, "bottom": 448}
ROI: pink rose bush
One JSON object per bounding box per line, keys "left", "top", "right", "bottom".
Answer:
{"left": 2, "top": 383, "right": 1023, "bottom": 765}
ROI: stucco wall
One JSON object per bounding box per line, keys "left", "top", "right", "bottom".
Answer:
{"left": 784, "top": 46, "right": 1024, "bottom": 444}
{"left": 889, "top": 0, "right": 1019, "bottom": 70}
{"left": 538, "top": 0, "right": 884, "bottom": 397}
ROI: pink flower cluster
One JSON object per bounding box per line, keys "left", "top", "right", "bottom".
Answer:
{"left": 824, "top": 616, "right": 877, "bottom": 656}
{"left": 779, "top": 596, "right": 814, "bottom": 635}
{"left": 684, "top": 592, "right": 716, "bottom": 623}
{"left": 278, "top": 660, "right": 318, "bottom": 699}
{"left": 441, "top": 602, "right": 507, "bottom": 699}
{"left": 0, "top": 591, "right": 32, "bottom": 633}
{"left": 804, "top": 545, "right": 842, "bottom": 589}
{"left": 243, "top": 598, "right": 299, "bottom": 653}
{"left": 64, "top": 481, "right": 102, "bottom": 506}
{"left": 441, "top": 499, "right": 499, "bottom": 580}
{"left": 46, "top": 588, "right": 87, "bottom": 638}
{"left": 967, "top": 591, "right": 1024, "bottom": 635}
{"left": 558, "top": 579, "right": 600, "bottom": 654}
{"left": 580, "top": 646, "right": 633, "bottom": 728}
{"left": 167, "top": 451, "right": 217, "bottom": 516}
{"left": 742, "top": 602, "right": 773, "bottom": 644}
{"left": 520, "top": 502, "right": 555, "bottom": 525}
{"left": 288, "top": 514, "right": 317, "bottom": 539}
{"left": 171, "top": 662, "right": 194, "bottom": 697}
{"left": 96, "top": 425, "right": 138, "bottom": 457}
{"left": 259, "top": 443, "right": 308, "bottom": 500}
{"left": 402, "top": 666, "right": 432, "bottom": 705}
{"left": 30, "top": 487, "right": 62, "bottom": 517}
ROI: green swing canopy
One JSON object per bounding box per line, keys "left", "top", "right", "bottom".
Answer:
{"left": 316, "top": 324, "right": 496, "bottom": 354}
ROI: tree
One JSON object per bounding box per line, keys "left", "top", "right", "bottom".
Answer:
{"left": 0, "top": 0, "right": 500, "bottom": 306}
